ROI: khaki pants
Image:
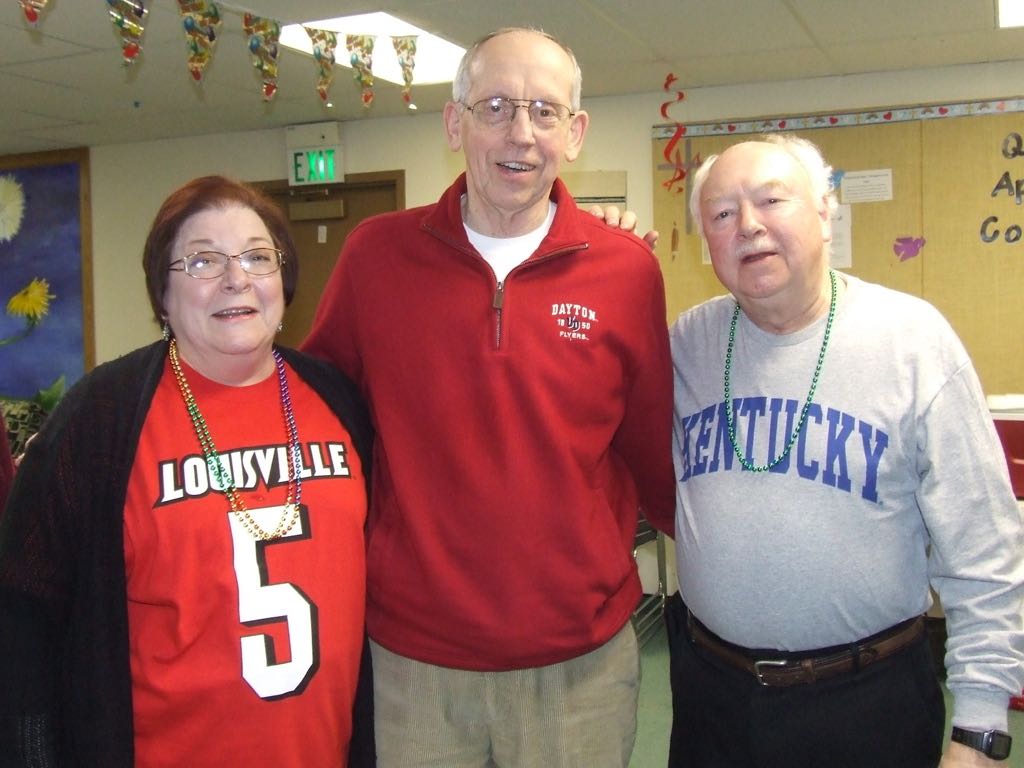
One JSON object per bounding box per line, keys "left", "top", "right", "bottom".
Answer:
{"left": 370, "top": 623, "right": 640, "bottom": 768}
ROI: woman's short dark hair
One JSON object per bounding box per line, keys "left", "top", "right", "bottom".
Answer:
{"left": 143, "top": 176, "right": 298, "bottom": 323}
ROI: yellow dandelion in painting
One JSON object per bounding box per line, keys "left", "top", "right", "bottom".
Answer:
{"left": 7, "top": 278, "right": 55, "bottom": 325}
{"left": 0, "top": 174, "right": 25, "bottom": 243}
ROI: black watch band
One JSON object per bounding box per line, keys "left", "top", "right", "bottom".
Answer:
{"left": 951, "top": 726, "right": 1012, "bottom": 760}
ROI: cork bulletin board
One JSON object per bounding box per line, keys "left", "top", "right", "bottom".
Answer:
{"left": 921, "top": 113, "right": 1024, "bottom": 395}
{"left": 652, "top": 102, "right": 1024, "bottom": 394}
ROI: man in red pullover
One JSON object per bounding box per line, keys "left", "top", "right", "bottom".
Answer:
{"left": 304, "top": 27, "right": 674, "bottom": 767}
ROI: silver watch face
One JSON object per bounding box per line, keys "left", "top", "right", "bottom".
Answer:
{"left": 985, "top": 730, "right": 1012, "bottom": 759}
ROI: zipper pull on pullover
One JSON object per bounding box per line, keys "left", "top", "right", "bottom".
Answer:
{"left": 492, "top": 281, "right": 505, "bottom": 348}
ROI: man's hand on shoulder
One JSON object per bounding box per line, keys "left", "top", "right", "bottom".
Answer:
{"left": 587, "top": 204, "right": 659, "bottom": 250}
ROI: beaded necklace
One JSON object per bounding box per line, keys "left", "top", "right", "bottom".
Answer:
{"left": 723, "top": 269, "right": 837, "bottom": 473}
{"left": 168, "top": 338, "right": 302, "bottom": 540}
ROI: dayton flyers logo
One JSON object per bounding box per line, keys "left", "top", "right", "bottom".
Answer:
{"left": 551, "top": 301, "right": 598, "bottom": 342}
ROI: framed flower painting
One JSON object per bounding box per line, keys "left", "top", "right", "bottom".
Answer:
{"left": 0, "top": 149, "right": 93, "bottom": 449}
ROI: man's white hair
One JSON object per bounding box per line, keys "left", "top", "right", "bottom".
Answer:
{"left": 688, "top": 133, "right": 838, "bottom": 237}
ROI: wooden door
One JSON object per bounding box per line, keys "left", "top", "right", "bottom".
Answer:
{"left": 258, "top": 171, "right": 404, "bottom": 349}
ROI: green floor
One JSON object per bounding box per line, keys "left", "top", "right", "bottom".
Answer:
{"left": 630, "top": 625, "right": 1024, "bottom": 768}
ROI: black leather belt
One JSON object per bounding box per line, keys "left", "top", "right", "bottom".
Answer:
{"left": 687, "top": 611, "right": 927, "bottom": 687}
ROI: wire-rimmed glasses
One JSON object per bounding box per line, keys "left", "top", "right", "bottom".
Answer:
{"left": 463, "top": 97, "right": 574, "bottom": 129}
{"left": 168, "top": 248, "right": 285, "bottom": 279}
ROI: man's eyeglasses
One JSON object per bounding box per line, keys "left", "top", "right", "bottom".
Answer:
{"left": 463, "top": 97, "right": 574, "bottom": 129}
{"left": 168, "top": 248, "right": 285, "bottom": 279}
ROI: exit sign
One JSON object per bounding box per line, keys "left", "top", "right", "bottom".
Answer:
{"left": 288, "top": 145, "right": 344, "bottom": 186}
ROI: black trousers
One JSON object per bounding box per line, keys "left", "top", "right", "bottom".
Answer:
{"left": 665, "top": 594, "right": 945, "bottom": 768}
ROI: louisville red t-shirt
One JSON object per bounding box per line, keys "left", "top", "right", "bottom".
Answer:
{"left": 124, "top": 357, "right": 366, "bottom": 768}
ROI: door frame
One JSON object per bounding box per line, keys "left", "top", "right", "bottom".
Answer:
{"left": 254, "top": 170, "right": 405, "bottom": 210}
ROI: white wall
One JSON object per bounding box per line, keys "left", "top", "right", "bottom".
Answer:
{"left": 90, "top": 113, "right": 462, "bottom": 361}
{"left": 89, "top": 59, "right": 1024, "bottom": 363}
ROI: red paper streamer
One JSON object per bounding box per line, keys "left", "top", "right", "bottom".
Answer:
{"left": 660, "top": 72, "right": 687, "bottom": 194}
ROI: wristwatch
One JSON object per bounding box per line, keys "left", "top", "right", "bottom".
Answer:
{"left": 950, "top": 727, "right": 1012, "bottom": 760}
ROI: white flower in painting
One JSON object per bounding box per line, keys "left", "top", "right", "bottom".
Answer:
{"left": 0, "top": 174, "right": 26, "bottom": 243}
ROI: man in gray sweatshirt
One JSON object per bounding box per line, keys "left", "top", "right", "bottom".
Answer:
{"left": 667, "top": 133, "right": 1024, "bottom": 767}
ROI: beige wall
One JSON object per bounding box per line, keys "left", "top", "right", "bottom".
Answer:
{"left": 89, "top": 59, "right": 1024, "bottom": 363}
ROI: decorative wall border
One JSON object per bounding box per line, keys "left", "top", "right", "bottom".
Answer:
{"left": 651, "top": 98, "right": 1024, "bottom": 140}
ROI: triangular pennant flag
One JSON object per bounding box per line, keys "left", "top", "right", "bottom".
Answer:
{"left": 391, "top": 35, "right": 417, "bottom": 105}
{"left": 177, "top": 0, "right": 222, "bottom": 82}
{"left": 243, "top": 13, "right": 281, "bottom": 101}
{"left": 107, "top": 0, "right": 148, "bottom": 65}
{"left": 305, "top": 27, "right": 338, "bottom": 102}
{"left": 18, "top": 0, "right": 49, "bottom": 26}
{"left": 346, "top": 34, "right": 375, "bottom": 107}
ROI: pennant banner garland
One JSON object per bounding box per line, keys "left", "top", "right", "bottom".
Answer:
{"left": 392, "top": 35, "right": 417, "bottom": 105}
{"left": 18, "top": 0, "right": 49, "bottom": 26}
{"left": 178, "top": 0, "right": 222, "bottom": 81}
{"left": 107, "top": 0, "right": 148, "bottom": 65}
{"left": 18, "top": 4, "right": 433, "bottom": 106}
{"left": 306, "top": 27, "right": 339, "bottom": 102}
{"left": 243, "top": 13, "right": 281, "bottom": 101}
{"left": 346, "top": 34, "right": 375, "bottom": 107}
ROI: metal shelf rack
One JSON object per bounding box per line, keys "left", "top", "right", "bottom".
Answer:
{"left": 631, "top": 518, "right": 668, "bottom": 646}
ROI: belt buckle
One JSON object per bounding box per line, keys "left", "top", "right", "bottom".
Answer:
{"left": 753, "top": 659, "right": 790, "bottom": 686}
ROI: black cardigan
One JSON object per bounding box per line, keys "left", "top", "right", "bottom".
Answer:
{"left": 0, "top": 341, "right": 375, "bottom": 767}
